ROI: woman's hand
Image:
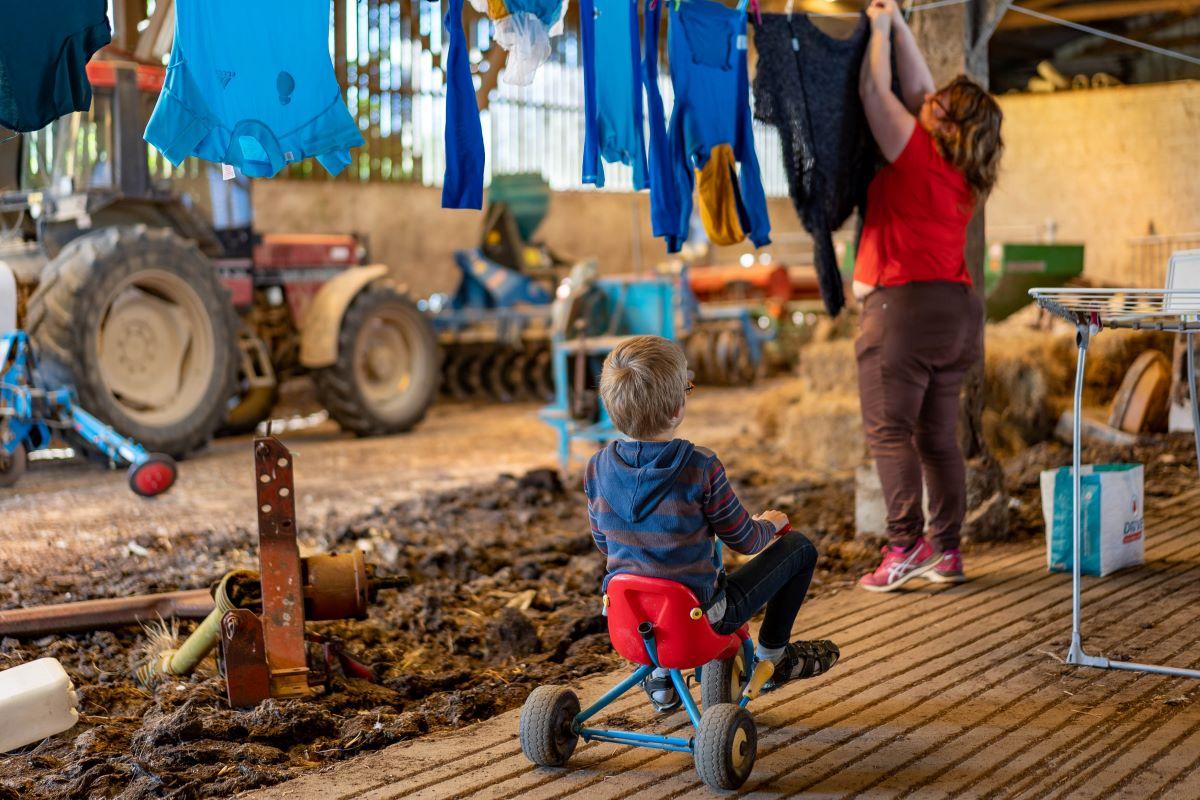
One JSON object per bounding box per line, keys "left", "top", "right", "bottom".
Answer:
{"left": 867, "top": 0, "right": 895, "bottom": 29}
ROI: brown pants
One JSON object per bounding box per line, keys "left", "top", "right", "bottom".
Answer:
{"left": 856, "top": 281, "right": 984, "bottom": 551}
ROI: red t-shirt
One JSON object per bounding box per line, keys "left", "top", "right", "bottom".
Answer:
{"left": 854, "top": 124, "right": 974, "bottom": 288}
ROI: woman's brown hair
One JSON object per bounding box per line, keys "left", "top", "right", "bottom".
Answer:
{"left": 931, "top": 75, "right": 1004, "bottom": 198}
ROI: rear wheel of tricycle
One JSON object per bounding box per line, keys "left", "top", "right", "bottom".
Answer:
{"left": 519, "top": 685, "right": 580, "bottom": 767}
{"left": 700, "top": 645, "right": 749, "bottom": 709}
{"left": 694, "top": 703, "right": 757, "bottom": 790}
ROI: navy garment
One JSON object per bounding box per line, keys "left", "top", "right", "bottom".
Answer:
{"left": 0, "top": 0, "right": 111, "bottom": 133}
{"left": 654, "top": 0, "right": 770, "bottom": 253}
{"left": 581, "top": 0, "right": 648, "bottom": 189}
{"left": 443, "top": 0, "right": 485, "bottom": 209}
{"left": 753, "top": 13, "right": 882, "bottom": 317}
{"left": 144, "top": 0, "right": 362, "bottom": 178}
{"left": 584, "top": 438, "right": 774, "bottom": 605}
{"left": 642, "top": 0, "right": 680, "bottom": 239}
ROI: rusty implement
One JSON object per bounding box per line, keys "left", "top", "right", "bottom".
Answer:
{"left": 219, "top": 434, "right": 312, "bottom": 707}
{"left": 218, "top": 433, "right": 407, "bottom": 707}
{"left": 0, "top": 589, "right": 214, "bottom": 638}
{"left": 221, "top": 609, "right": 272, "bottom": 708}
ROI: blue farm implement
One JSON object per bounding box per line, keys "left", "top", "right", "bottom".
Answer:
{"left": 539, "top": 269, "right": 767, "bottom": 469}
{"left": 0, "top": 331, "right": 177, "bottom": 496}
{"left": 424, "top": 174, "right": 772, "bottom": 405}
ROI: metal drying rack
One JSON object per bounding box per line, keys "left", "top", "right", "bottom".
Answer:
{"left": 1029, "top": 287, "right": 1200, "bottom": 679}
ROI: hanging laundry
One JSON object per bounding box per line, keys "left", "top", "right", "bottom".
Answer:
{"left": 444, "top": 0, "right": 486, "bottom": 209}
{"left": 0, "top": 0, "right": 111, "bottom": 133}
{"left": 144, "top": 0, "right": 362, "bottom": 179}
{"left": 649, "top": 0, "right": 770, "bottom": 254}
{"left": 642, "top": 0, "right": 680, "bottom": 244}
{"left": 471, "top": 0, "right": 569, "bottom": 86}
{"left": 696, "top": 144, "right": 749, "bottom": 247}
{"left": 752, "top": 12, "right": 879, "bottom": 317}
{"left": 580, "top": 0, "right": 648, "bottom": 190}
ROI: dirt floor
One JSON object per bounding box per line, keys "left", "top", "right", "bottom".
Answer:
{"left": 2, "top": 376, "right": 1198, "bottom": 800}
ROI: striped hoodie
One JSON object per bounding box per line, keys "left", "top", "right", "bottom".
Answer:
{"left": 584, "top": 438, "right": 774, "bottom": 604}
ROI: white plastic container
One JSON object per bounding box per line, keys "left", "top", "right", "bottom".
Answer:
{"left": 0, "top": 658, "right": 80, "bottom": 752}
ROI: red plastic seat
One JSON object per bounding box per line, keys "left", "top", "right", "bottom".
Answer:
{"left": 606, "top": 574, "right": 748, "bottom": 670}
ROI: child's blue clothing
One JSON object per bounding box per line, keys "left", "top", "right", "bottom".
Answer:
{"left": 442, "top": 0, "right": 486, "bottom": 209}
{"left": 581, "top": 0, "right": 648, "bottom": 190}
{"left": 584, "top": 438, "right": 774, "bottom": 605}
{"left": 144, "top": 0, "right": 362, "bottom": 178}
{"left": 0, "top": 0, "right": 111, "bottom": 133}
{"left": 642, "top": 0, "right": 680, "bottom": 238}
{"left": 651, "top": 0, "right": 771, "bottom": 252}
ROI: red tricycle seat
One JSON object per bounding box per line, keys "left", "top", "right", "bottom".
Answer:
{"left": 605, "top": 573, "right": 748, "bottom": 670}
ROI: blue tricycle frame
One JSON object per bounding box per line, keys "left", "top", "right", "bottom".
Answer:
{"left": 0, "top": 331, "right": 177, "bottom": 496}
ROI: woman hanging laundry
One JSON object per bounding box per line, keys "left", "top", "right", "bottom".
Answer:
{"left": 853, "top": 0, "right": 1004, "bottom": 592}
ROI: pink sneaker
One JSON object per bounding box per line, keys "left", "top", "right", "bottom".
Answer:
{"left": 858, "top": 539, "right": 939, "bottom": 592}
{"left": 926, "top": 549, "right": 966, "bottom": 583}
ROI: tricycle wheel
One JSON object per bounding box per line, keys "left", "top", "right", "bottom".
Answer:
{"left": 519, "top": 685, "right": 580, "bottom": 767}
{"left": 694, "top": 703, "right": 757, "bottom": 791}
{"left": 700, "top": 646, "right": 748, "bottom": 709}
{"left": 127, "top": 453, "right": 177, "bottom": 497}
{"left": 0, "top": 443, "right": 27, "bottom": 488}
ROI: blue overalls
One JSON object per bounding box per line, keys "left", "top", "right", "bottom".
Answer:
{"left": 144, "top": 0, "right": 363, "bottom": 178}
{"left": 649, "top": 0, "right": 771, "bottom": 252}
{"left": 581, "top": 0, "right": 648, "bottom": 190}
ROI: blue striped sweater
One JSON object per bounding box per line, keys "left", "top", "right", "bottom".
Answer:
{"left": 584, "top": 438, "right": 774, "bottom": 604}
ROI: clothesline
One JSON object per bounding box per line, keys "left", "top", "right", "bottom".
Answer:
{"left": 791, "top": 0, "right": 1200, "bottom": 69}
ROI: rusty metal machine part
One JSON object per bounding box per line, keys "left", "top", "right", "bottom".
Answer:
{"left": 221, "top": 609, "right": 272, "bottom": 708}
{"left": 0, "top": 589, "right": 214, "bottom": 638}
{"left": 303, "top": 552, "right": 369, "bottom": 621}
{"left": 251, "top": 435, "right": 311, "bottom": 701}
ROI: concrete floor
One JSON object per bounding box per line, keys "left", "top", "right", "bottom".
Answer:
{"left": 247, "top": 489, "right": 1200, "bottom": 800}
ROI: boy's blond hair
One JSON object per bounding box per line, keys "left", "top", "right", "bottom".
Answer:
{"left": 599, "top": 336, "right": 688, "bottom": 440}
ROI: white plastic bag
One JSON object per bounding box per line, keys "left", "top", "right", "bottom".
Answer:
{"left": 1041, "top": 463, "right": 1144, "bottom": 577}
{"left": 494, "top": 12, "right": 552, "bottom": 86}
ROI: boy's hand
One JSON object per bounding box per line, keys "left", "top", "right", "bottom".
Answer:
{"left": 755, "top": 509, "right": 790, "bottom": 534}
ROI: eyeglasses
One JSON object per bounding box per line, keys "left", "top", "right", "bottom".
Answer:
{"left": 685, "top": 381, "right": 695, "bottom": 396}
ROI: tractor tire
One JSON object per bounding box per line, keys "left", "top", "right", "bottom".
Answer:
{"left": 24, "top": 225, "right": 238, "bottom": 457}
{"left": 0, "top": 443, "right": 27, "bottom": 488}
{"left": 313, "top": 286, "right": 438, "bottom": 436}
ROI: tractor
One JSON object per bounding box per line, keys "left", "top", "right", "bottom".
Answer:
{"left": 0, "top": 49, "right": 439, "bottom": 464}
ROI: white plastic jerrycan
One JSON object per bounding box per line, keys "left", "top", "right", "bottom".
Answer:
{"left": 0, "top": 658, "right": 81, "bottom": 752}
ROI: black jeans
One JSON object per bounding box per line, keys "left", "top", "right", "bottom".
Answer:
{"left": 711, "top": 532, "right": 818, "bottom": 649}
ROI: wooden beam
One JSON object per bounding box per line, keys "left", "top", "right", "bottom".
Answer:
{"left": 1001, "top": 0, "right": 1200, "bottom": 30}
{"left": 754, "top": 0, "right": 864, "bottom": 15}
